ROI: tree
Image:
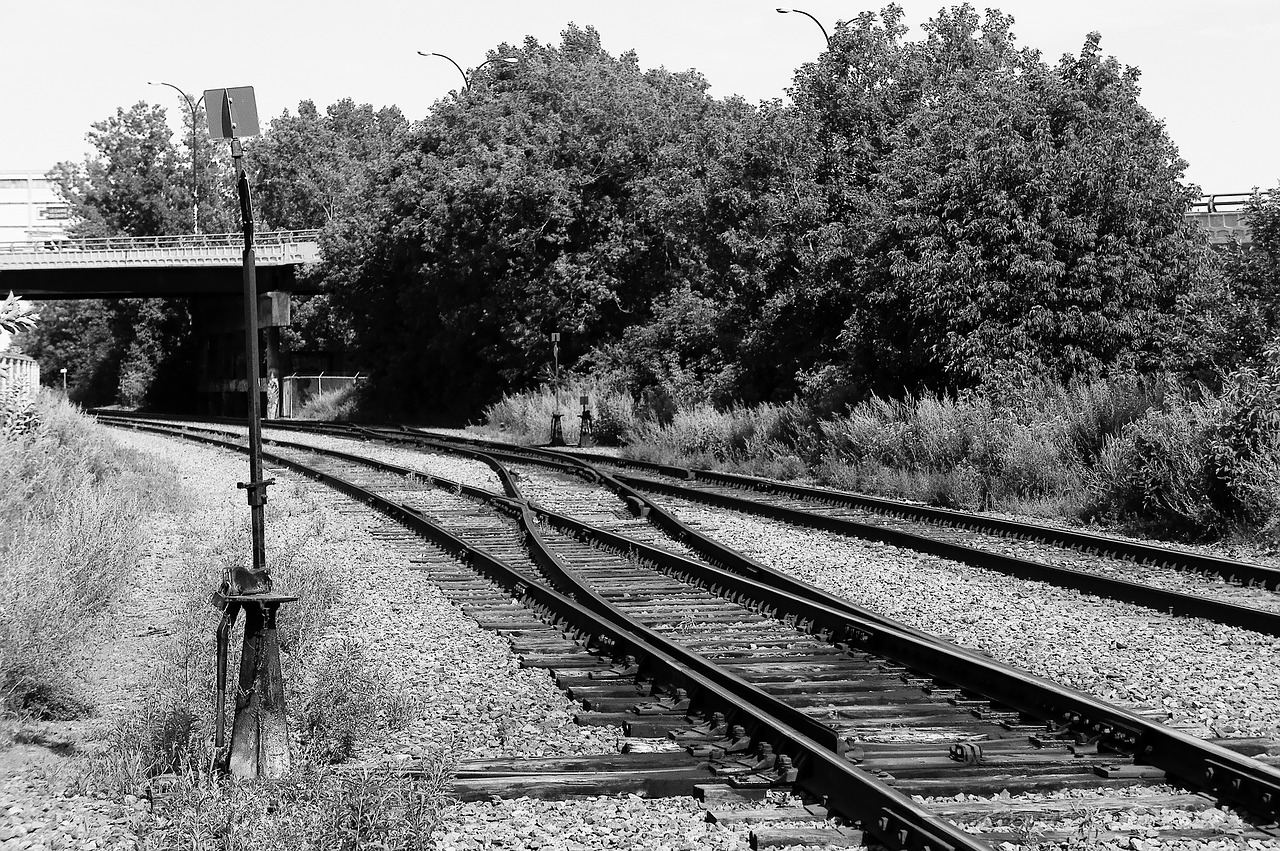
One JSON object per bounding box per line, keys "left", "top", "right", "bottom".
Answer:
{"left": 328, "top": 26, "right": 746, "bottom": 419}
{"left": 793, "top": 7, "right": 1201, "bottom": 396}
{"left": 49, "top": 102, "right": 189, "bottom": 238}
{"left": 40, "top": 102, "right": 196, "bottom": 408}
{"left": 250, "top": 98, "right": 406, "bottom": 231}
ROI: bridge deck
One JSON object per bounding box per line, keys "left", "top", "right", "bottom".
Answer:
{"left": 0, "top": 230, "right": 320, "bottom": 268}
{"left": 0, "top": 230, "right": 321, "bottom": 298}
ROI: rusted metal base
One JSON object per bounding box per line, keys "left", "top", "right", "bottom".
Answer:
{"left": 220, "top": 593, "right": 297, "bottom": 779}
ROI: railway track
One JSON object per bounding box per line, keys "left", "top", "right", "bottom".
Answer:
{"left": 364, "top": 425, "right": 1280, "bottom": 636}
{"left": 97, "top": 413, "right": 1280, "bottom": 850}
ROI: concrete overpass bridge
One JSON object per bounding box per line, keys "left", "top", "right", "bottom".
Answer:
{"left": 0, "top": 230, "right": 321, "bottom": 298}
{"left": 1187, "top": 194, "right": 1255, "bottom": 246}
{"left": 0, "top": 229, "right": 323, "bottom": 416}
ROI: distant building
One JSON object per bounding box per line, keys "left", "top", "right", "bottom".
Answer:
{"left": 0, "top": 170, "right": 71, "bottom": 243}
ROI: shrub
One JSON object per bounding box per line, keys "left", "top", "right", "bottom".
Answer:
{"left": 296, "top": 382, "right": 362, "bottom": 421}
{"left": 296, "top": 639, "right": 385, "bottom": 764}
{"left": 1085, "top": 398, "right": 1217, "bottom": 535}
{"left": 812, "top": 377, "right": 1171, "bottom": 515}
{"left": 1086, "top": 346, "right": 1280, "bottom": 537}
{"left": 477, "top": 376, "right": 642, "bottom": 445}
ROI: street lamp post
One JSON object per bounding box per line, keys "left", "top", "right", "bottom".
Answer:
{"left": 416, "top": 52, "right": 518, "bottom": 91}
{"left": 148, "top": 81, "right": 204, "bottom": 234}
{"left": 776, "top": 8, "right": 831, "bottom": 48}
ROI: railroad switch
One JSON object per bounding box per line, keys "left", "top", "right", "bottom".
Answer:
{"left": 948, "top": 742, "right": 984, "bottom": 765}
{"left": 548, "top": 413, "right": 566, "bottom": 447}
{"left": 211, "top": 583, "right": 297, "bottom": 780}
{"left": 577, "top": 394, "right": 594, "bottom": 447}
{"left": 688, "top": 725, "right": 752, "bottom": 760}
{"left": 587, "top": 655, "right": 639, "bottom": 679}
{"left": 634, "top": 688, "right": 690, "bottom": 714}
{"left": 729, "top": 754, "right": 798, "bottom": 788}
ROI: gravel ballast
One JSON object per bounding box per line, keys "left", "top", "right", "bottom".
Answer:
{"left": 65, "top": 422, "right": 1280, "bottom": 851}
{"left": 659, "top": 495, "right": 1280, "bottom": 740}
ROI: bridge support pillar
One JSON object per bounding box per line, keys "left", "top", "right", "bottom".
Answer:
{"left": 192, "top": 292, "right": 292, "bottom": 417}
{"left": 264, "top": 326, "right": 281, "bottom": 419}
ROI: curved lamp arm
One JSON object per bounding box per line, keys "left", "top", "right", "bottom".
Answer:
{"left": 418, "top": 52, "right": 517, "bottom": 91}
{"left": 776, "top": 8, "right": 831, "bottom": 48}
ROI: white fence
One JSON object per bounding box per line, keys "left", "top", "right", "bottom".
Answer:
{"left": 0, "top": 353, "right": 39, "bottom": 396}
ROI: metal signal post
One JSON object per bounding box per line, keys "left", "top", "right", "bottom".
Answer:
{"left": 232, "top": 135, "right": 271, "bottom": 576}
{"left": 203, "top": 86, "right": 294, "bottom": 781}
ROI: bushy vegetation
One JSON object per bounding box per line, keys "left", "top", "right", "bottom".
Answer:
{"left": 483, "top": 363, "right": 1280, "bottom": 541}
{"left": 1086, "top": 346, "right": 1280, "bottom": 537}
{"left": 0, "top": 394, "right": 168, "bottom": 717}
{"left": 479, "top": 376, "right": 643, "bottom": 445}
{"left": 295, "top": 382, "right": 362, "bottom": 421}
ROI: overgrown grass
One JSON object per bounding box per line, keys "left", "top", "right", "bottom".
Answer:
{"left": 480, "top": 362, "right": 1280, "bottom": 541}
{"left": 0, "top": 394, "right": 173, "bottom": 718}
{"left": 139, "top": 760, "right": 453, "bottom": 850}
{"left": 478, "top": 376, "right": 645, "bottom": 445}
{"left": 66, "top": 470, "right": 455, "bottom": 848}
{"left": 814, "top": 375, "right": 1174, "bottom": 516}
{"left": 295, "top": 383, "right": 363, "bottom": 421}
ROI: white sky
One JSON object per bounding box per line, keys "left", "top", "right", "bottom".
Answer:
{"left": 1, "top": 0, "right": 1276, "bottom": 194}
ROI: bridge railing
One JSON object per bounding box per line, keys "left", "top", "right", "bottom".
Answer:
{"left": 1189, "top": 193, "right": 1257, "bottom": 214}
{"left": 0, "top": 230, "right": 321, "bottom": 268}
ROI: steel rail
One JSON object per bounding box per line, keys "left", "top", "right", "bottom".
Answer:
{"left": 407, "top": 428, "right": 1280, "bottom": 592}
{"left": 99, "top": 415, "right": 1280, "bottom": 630}
{"left": 371, "top": 428, "right": 1280, "bottom": 636}
{"left": 100, "top": 414, "right": 1280, "bottom": 827}
{"left": 98, "top": 415, "right": 991, "bottom": 851}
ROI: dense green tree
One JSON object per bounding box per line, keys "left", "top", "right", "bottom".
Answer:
{"left": 250, "top": 99, "right": 406, "bottom": 231}
{"left": 248, "top": 98, "right": 407, "bottom": 361}
{"left": 49, "top": 102, "right": 189, "bottom": 238}
{"left": 16, "top": 300, "right": 117, "bottom": 406}
{"left": 776, "top": 7, "right": 1201, "bottom": 397}
{"left": 329, "top": 26, "right": 753, "bottom": 419}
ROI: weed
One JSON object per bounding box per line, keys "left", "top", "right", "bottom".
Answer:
{"left": 140, "top": 759, "right": 455, "bottom": 850}
{"left": 295, "top": 383, "right": 363, "bottom": 421}
{"left": 0, "top": 394, "right": 169, "bottom": 717}
{"left": 296, "top": 639, "right": 384, "bottom": 764}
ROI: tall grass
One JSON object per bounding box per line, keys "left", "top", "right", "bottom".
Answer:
{"left": 482, "top": 367, "right": 1280, "bottom": 540}
{"left": 478, "top": 376, "right": 645, "bottom": 445}
{"left": 0, "top": 394, "right": 172, "bottom": 717}
{"left": 139, "top": 761, "right": 453, "bottom": 850}
{"left": 63, "top": 458, "right": 456, "bottom": 848}
{"left": 815, "top": 375, "right": 1172, "bottom": 516}
{"left": 295, "top": 383, "right": 362, "bottom": 421}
